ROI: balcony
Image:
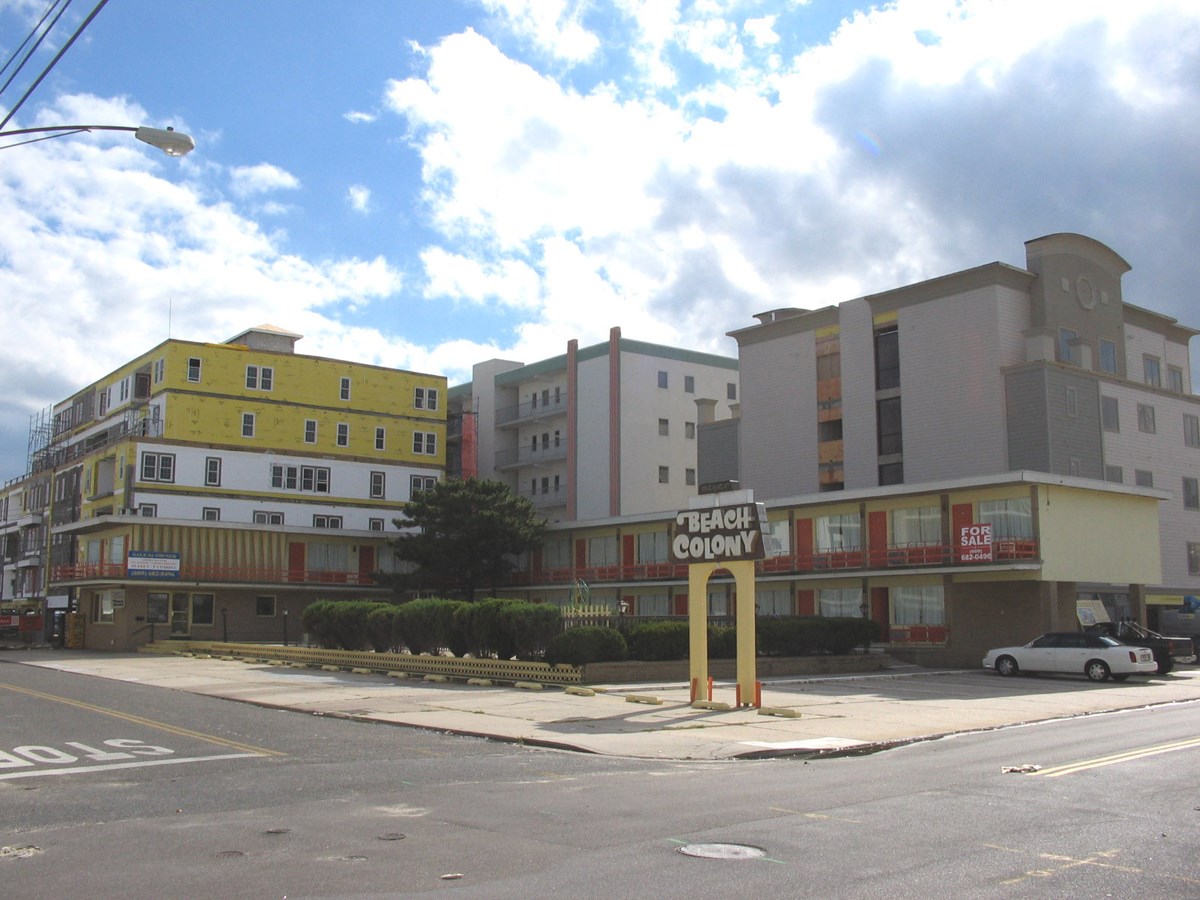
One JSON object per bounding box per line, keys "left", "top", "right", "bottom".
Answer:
{"left": 495, "top": 443, "right": 567, "bottom": 470}
{"left": 51, "top": 562, "right": 379, "bottom": 587}
{"left": 495, "top": 396, "right": 568, "bottom": 428}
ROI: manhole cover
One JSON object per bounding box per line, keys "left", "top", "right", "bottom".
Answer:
{"left": 677, "top": 843, "right": 766, "bottom": 860}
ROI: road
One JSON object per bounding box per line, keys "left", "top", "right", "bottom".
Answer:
{"left": 2, "top": 659, "right": 1198, "bottom": 898}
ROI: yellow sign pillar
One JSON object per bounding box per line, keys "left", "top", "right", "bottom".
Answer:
{"left": 687, "top": 559, "right": 758, "bottom": 707}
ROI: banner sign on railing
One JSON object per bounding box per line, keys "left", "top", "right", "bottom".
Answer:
{"left": 958, "top": 524, "right": 994, "bottom": 562}
{"left": 127, "top": 551, "right": 182, "bottom": 580}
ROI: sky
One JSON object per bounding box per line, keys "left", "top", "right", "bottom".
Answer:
{"left": 0, "top": 0, "right": 1197, "bottom": 479}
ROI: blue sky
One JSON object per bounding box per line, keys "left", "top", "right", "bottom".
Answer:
{"left": 0, "top": 0, "right": 1198, "bottom": 478}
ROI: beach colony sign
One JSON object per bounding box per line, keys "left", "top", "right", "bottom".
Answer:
{"left": 671, "top": 502, "right": 768, "bottom": 563}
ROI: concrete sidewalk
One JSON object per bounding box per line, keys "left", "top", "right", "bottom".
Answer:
{"left": 6, "top": 649, "right": 1200, "bottom": 760}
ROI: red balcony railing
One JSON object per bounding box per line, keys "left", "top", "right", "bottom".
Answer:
{"left": 51, "top": 563, "right": 377, "bottom": 586}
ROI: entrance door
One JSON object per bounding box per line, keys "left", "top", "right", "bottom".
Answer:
{"left": 170, "top": 593, "right": 191, "bottom": 638}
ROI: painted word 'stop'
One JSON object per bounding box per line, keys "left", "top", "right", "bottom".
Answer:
{"left": 672, "top": 503, "right": 766, "bottom": 563}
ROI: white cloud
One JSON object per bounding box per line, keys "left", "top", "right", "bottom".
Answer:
{"left": 344, "top": 110, "right": 377, "bottom": 124}
{"left": 229, "top": 162, "right": 301, "bottom": 197}
{"left": 480, "top": 0, "right": 601, "bottom": 62}
{"left": 347, "top": 184, "right": 371, "bottom": 213}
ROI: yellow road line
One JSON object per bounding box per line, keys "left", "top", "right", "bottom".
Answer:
{"left": 0, "top": 681, "right": 285, "bottom": 757}
{"left": 1037, "top": 735, "right": 1200, "bottom": 778}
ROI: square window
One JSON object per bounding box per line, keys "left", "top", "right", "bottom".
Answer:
{"left": 658, "top": 418, "right": 669, "bottom": 436}
{"left": 255, "top": 596, "right": 276, "bottom": 617}
{"left": 139, "top": 503, "right": 157, "bottom": 517}
{"left": 1105, "top": 465, "right": 1123, "bottom": 483}
{"left": 369, "top": 518, "right": 385, "bottom": 531}
{"left": 657, "top": 370, "right": 668, "bottom": 389}
{"left": 658, "top": 465, "right": 669, "bottom": 484}
{"left": 202, "top": 507, "right": 220, "bottom": 521}
{"left": 246, "top": 365, "right": 259, "bottom": 389}
{"left": 1135, "top": 469, "right": 1154, "bottom": 488}
{"left": 312, "top": 515, "right": 342, "bottom": 528}
{"left": 242, "top": 413, "right": 255, "bottom": 438}
{"left": 253, "top": 511, "right": 284, "bottom": 525}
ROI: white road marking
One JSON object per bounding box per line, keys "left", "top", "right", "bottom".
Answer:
{"left": 0, "top": 752, "right": 263, "bottom": 781}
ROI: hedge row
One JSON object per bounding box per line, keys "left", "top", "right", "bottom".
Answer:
{"left": 302, "top": 601, "right": 877, "bottom": 666}
{"left": 302, "top": 598, "right": 562, "bottom": 661}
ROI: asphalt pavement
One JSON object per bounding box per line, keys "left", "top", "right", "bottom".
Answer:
{"left": 5, "top": 648, "right": 1200, "bottom": 759}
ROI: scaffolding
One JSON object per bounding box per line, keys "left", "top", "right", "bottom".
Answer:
{"left": 26, "top": 406, "right": 53, "bottom": 476}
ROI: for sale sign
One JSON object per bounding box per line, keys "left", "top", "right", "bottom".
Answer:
{"left": 959, "top": 523, "right": 993, "bottom": 562}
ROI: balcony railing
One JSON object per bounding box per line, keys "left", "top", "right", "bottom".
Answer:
{"left": 511, "top": 540, "right": 1039, "bottom": 586}
{"left": 495, "top": 443, "right": 567, "bottom": 470}
{"left": 51, "top": 562, "right": 378, "bottom": 586}
{"left": 495, "top": 397, "right": 568, "bottom": 427}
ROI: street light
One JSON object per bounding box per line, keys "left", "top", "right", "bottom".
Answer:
{"left": 0, "top": 124, "right": 195, "bottom": 157}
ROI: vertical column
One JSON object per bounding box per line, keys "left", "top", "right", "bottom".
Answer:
{"left": 688, "top": 563, "right": 712, "bottom": 703}
{"left": 608, "top": 327, "right": 621, "bottom": 517}
{"left": 732, "top": 561, "right": 757, "bottom": 706}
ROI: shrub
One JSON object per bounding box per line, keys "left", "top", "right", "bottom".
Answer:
{"left": 468, "top": 598, "right": 562, "bottom": 660}
{"left": 544, "top": 626, "right": 629, "bottom": 666}
{"left": 626, "top": 620, "right": 690, "bottom": 661}
{"left": 708, "top": 624, "right": 737, "bottom": 659}
{"left": 366, "top": 605, "right": 397, "bottom": 652}
{"left": 756, "top": 616, "right": 876, "bottom": 656}
{"left": 393, "top": 598, "right": 445, "bottom": 654}
{"left": 301, "top": 600, "right": 339, "bottom": 649}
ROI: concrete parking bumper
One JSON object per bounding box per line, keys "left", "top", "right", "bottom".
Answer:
{"left": 7, "top": 649, "right": 1200, "bottom": 760}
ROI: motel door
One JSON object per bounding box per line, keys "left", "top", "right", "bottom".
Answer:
{"left": 170, "top": 593, "right": 191, "bottom": 638}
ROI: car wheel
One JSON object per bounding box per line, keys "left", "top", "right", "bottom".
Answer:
{"left": 995, "top": 655, "right": 1018, "bottom": 677}
{"left": 1085, "top": 659, "right": 1110, "bottom": 682}
{"left": 1111, "top": 674, "right": 1129, "bottom": 682}
{"left": 1154, "top": 652, "right": 1173, "bottom": 676}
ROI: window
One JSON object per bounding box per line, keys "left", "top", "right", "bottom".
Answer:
{"left": 893, "top": 585, "right": 945, "bottom": 626}
{"left": 246, "top": 365, "right": 273, "bottom": 390}
{"left": 1169, "top": 367, "right": 1184, "bottom": 393}
{"left": 658, "top": 466, "right": 669, "bottom": 484}
{"left": 146, "top": 593, "right": 169, "bottom": 625}
{"left": 271, "top": 464, "right": 329, "bottom": 493}
{"left": 1101, "top": 396, "right": 1119, "bottom": 432}
{"left": 191, "top": 594, "right": 215, "bottom": 627}
{"left": 1137, "top": 404, "right": 1156, "bottom": 434}
{"left": 336, "top": 423, "right": 349, "bottom": 447}
{"left": 554, "top": 430, "right": 561, "bottom": 447}
{"left": 187, "top": 357, "right": 201, "bottom": 383}
{"left": 818, "top": 420, "right": 843, "bottom": 442}
{"left": 304, "top": 420, "right": 317, "bottom": 444}
{"left": 369, "top": 518, "right": 385, "bottom": 531}
{"left": 1183, "top": 477, "right": 1199, "bottom": 510}
{"left": 139, "top": 504, "right": 157, "bottom": 517}
{"left": 339, "top": 377, "right": 351, "bottom": 400}
{"left": 308, "top": 543, "right": 349, "bottom": 573}
{"left": 685, "top": 421, "right": 695, "bottom": 439}
{"left": 201, "top": 507, "right": 220, "bottom": 521}
{"left": 1105, "top": 465, "right": 1123, "bottom": 483}
{"left": 1099, "top": 339, "right": 1117, "bottom": 374}
{"left": 153, "top": 358, "right": 165, "bottom": 383}
{"left": 414, "top": 386, "right": 439, "bottom": 410}
{"left": 1143, "top": 355, "right": 1161, "bottom": 387}
{"left": 890, "top": 507, "right": 941, "bottom": 546}
{"left": 657, "top": 370, "right": 668, "bottom": 389}
{"left": 658, "top": 418, "right": 669, "bottom": 436}
{"left": 370, "top": 470, "right": 385, "bottom": 499}
{"left": 255, "top": 596, "right": 276, "bottom": 617}
{"left": 635, "top": 533, "right": 670, "bottom": 566}
{"left": 413, "top": 431, "right": 437, "bottom": 455}
{"left": 541, "top": 432, "right": 549, "bottom": 449}
{"left": 978, "top": 498, "right": 1033, "bottom": 540}
{"left": 118, "top": 377, "right": 129, "bottom": 402}
{"left": 242, "top": 413, "right": 256, "bottom": 438}
{"left": 815, "top": 513, "right": 862, "bottom": 552}
{"left": 1057, "top": 328, "right": 1078, "bottom": 364}
{"left": 410, "top": 475, "right": 436, "bottom": 496}
{"left": 757, "top": 587, "right": 793, "bottom": 616}
{"left": 313, "top": 515, "right": 343, "bottom": 528}
{"left": 588, "top": 535, "right": 619, "bottom": 566}
{"left": 1189, "top": 542, "right": 1200, "bottom": 576}
{"left": 375, "top": 426, "right": 385, "bottom": 450}
{"left": 531, "top": 392, "right": 538, "bottom": 409}
{"left": 877, "top": 397, "right": 902, "bottom": 455}
{"left": 204, "top": 457, "right": 221, "bottom": 487}
{"left": 875, "top": 327, "right": 899, "bottom": 389}
{"left": 1135, "top": 470, "right": 1154, "bottom": 488}
{"left": 686, "top": 468, "right": 696, "bottom": 486}
{"left": 98, "top": 387, "right": 110, "bottom": 416}
{"left": 1065, "top": 387, "right": 1077, "bottom": 418}
{"left": 92, "top": 590, "right": 116, "bottom": 624}
{"left": 140, "top": 452, "right": 175, "bottom": 482}
{"left": 727, "top": 382, "right": 737, "bottom": 401}
{"left": 253, "top": 511, "right": 284, "bottom": 525}
{"left": 684, "top": 375, "right": 695, "bottom": 393}
{"left": 1185, "top": 414, "right": 1200, "bottom": 448}
{"left": 818, "top": 587, "right": 862, "bottom": 617}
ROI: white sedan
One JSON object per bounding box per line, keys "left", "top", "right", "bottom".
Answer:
{"left": 983, "top": 632, "right": 1157, "bottom": 682}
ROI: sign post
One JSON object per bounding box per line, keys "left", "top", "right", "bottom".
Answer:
{"left": 672, "top": 492, "right": 767, "bottom": 707}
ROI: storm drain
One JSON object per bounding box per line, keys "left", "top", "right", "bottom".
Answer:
{"left": 677, "top": 842, "right": 766, "bottom": 860}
